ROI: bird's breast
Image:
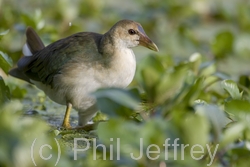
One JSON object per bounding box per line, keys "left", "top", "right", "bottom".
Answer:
{"left": 105, "top": 48, "right": 136, "bottom": 88}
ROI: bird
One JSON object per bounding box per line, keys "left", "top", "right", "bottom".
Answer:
{"left": 9, "top": 19, "right": 159, "bottom": 129}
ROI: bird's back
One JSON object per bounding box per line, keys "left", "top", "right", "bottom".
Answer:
{"left": 11, "top": 28, "right": 104, "bottom": 87}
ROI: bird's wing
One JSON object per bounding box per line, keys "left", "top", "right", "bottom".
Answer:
{"left": 9, "top": 27, "right": 45, "bottom": 83}
{"left": 17, "top": 32, "right": 103, "bottom": 86}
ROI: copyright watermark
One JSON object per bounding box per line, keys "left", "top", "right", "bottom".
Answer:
{"left": 30, "top": 138, "right": 61, "bottom": 166}
{"left": 30, "top": 137, "right": 219, "bottom": 166}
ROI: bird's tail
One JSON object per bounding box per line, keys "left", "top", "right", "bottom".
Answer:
{"left": 23, "top": 27, "right": 45, "bottom": 56}
{"left": 9, "top": 27, "right": 45, "bottom": 83}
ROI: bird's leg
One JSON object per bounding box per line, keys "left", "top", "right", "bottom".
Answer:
{"left": 62, "top": 102, "right": 72, "bottom": 129}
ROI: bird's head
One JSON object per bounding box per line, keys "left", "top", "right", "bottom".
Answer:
{"left": 109, "top": 19, "right": 159, "bottom": 52}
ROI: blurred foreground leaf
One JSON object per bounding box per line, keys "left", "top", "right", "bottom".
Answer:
{"left": 181, "top": 113, "right": 209, "bottom": 147}
{"left": 0, "top": 101, "right": 72, "bottom": 167}
{"left": 0, "top": 29, "right": 9, "bottom": 40}
{"left": 139, "top": 55, "right": 188, "bottom": 104}
{"left": 155, "top": 64, "right": 187, "bottom": 104}
{"left": 221, "top": 80, "right": 242, "bottom": 100}
{"left": 219, "top": 122, "right": 246, "bottom": 149}
{"left": 0, "top": 76, "right": 10, "bottom": 105}
{"left": 225, "top": 100, "right": 250, "bottom": 115}
{"left": 11, "top": 86, "right": 27, "bottom": 99}
{"left": 195, "top": 104, "right": 229, "bottom": 141}
{"left": 0, "top": 51, "right": 13, "bottom": 74}
{"left": 212, "top": 31, "right": 234, "bottom": 58}
{"left": 93, "top": 88, "right": 140, "bottom": 118}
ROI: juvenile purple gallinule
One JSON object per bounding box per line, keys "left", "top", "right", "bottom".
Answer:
{"left": 9, "top": 19, "right": 159, "bottom": 129}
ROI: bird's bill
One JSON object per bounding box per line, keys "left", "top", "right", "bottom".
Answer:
{"left": 138, "top": 34, "right": 159, "bottom": 52}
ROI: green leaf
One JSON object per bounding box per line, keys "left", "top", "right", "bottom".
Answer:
{"left": 11, "top": 86, "right": 27, "bottom": 99}
{"left": 219, "top": 122, "right": 246, "bottom": 149}
{"left": 199, "top": 61, "right": 216, "bottom": 77}
{"left": 0, "top": 101, "right": 72, "bottom": 167}
{"left": 93, "top": 88, "right": 140, "bottom": 117}
{"left": 211, "top": 31, "right": 234, "bottom": 58}
{"left": 137, "top": 55, "right": 165, "bottom": 101}
{"left": 97, "top": 119, "right": 143, "bottom": 160}
{"left": 221, "top": 80, "right": 242, "bottom": 99}
{"left": 141, "top": 67, "right": 160, "bottom": 100}
{"left": 195, "top": 104, "right": 229, "bottom": 141}
{"left": 21, "top": 13, "right": 37, "bottom": 28}
{"left": 0, "top": 51, "right": 13, "bottom": 74}
{"left": 155, "top": 64, "right": 187, "bottom": 104}
{"left": 181, "top": 113, "right": 209, "bottom": 147}
{"left": 0, "top": 29, "right": 9, "bottom": 41}
{"left": 138, "top": 55, "right": 165, "bottom": 74}
{"left": 181, "top": 77, "right": 205, "bottom": 105}
{"left": 189, "top": 52, "right": 202, "bottom": 75}
{"left": 97, "top": 118, "right": 177, "bottom": 160}
{"left": 239, "top": 75, "right": 250, "bottom": 88}
{"left": 0, "top": 76, "right": 10, "bottom": 105}
{"left": 225, "top": 99, "right": 250, "bottom": 114}
{"left": 0, "top": 29, "right": 9, "bottom": 36}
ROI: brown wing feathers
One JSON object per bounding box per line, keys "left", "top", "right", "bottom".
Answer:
{"left": 8, "top": 27, "right": 45, "bottom": 83}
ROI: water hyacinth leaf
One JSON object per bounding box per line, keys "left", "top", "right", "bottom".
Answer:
{"left": 97, "top": 119, "right": 143, "bottom": 158}
{"left": 182, "top": 77, "right": 205, "bottom": 106}
{"left": 0, "top": 29, "right": 9, "bottom": 40}
{"left": 189, "top": 52, "right": 202, "bottom": 75}
{"left": 195, "top": 104, "right": 228, "bottom": 141}
{"left": 93, "top": 88, "right": 140, "bottom": 117}
{"left": 212, "top": 31, "right": 234, "bottom": 58}
{"left": 238, "top": 75, "right": 250, "bottom": 88}
{"left": 0, "top": 101, "right": 71, "bottom": 167}
{"left": 0, "top": 76, "right": 10, "bottom": 105}
{"left": 11, "top": 86, "right": 27, "bottom": 99}
{"left": 141, "top": 67, "right": 160, "bottom": 100}
{"left": 137, "top": 55, "right": 165, "bottom": 101}
{"left": 0, "top": 51, "right": 13, "bottom": 74}
{"left": 94, "top": 98, "right": 132, "bottom": 117}
{"left": 181, "top": 113, "right": 209, "bottom": 147}
{"left": 138, "top": 55, "right": 165, "bottom": 74}
{"left": 199, "top": 61, "right": 216, "bottom": 77}
{"left": 219, "top": 122, "right": 246, "bottom": 149}
{"left": 94, "top": 88, "right": 140, "bottom": 109}
{"left": 139, "top": 118, "right": 169, "bottom": 146}
{"left": 225, "top": 100, "right": 250, "bottom": 114}
{"left": 0, "top": 29, "right": 9, "bottom": 36}
{"left": 155, "top": 65, "right": 187, "bottom": 104}
{"left": 97, "top": 118, "right": 176, "bottom": 160}
{"left": 21, "top": 13, "right": 37, "bottom": 28}
{"left": 221, "top": 80, "right": 242, "bottom": 99}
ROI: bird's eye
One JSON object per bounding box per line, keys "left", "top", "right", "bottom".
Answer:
{"left": 128, "top": 29, "right": 136, "bottom": 35}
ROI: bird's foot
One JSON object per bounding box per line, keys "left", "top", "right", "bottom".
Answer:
{"left": 74, "top": 123, "right": 97, "bottom": 131}
{"left": 61, "top": 122, "right": 72, "bottom": 129}
{"left": 73, "top": 121, "right": 106, "bottom": 131}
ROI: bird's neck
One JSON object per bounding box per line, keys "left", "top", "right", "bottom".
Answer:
{"left": 99, "top": 32, "right": 115, "bottom": 56}
{"left": 99, "top": 32, "right": 130, "bottom": 67}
